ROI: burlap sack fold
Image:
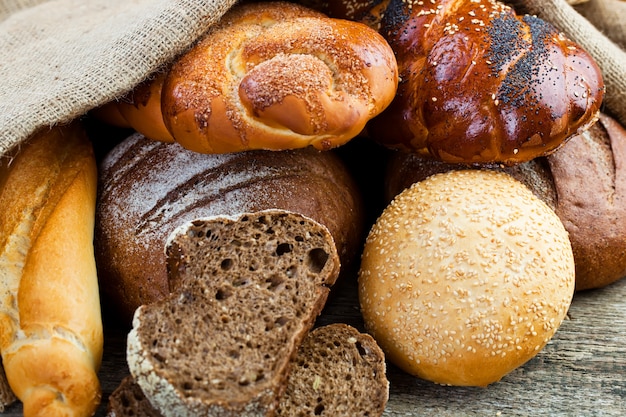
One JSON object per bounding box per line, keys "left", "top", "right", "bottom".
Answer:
{"left": 510, "top": 0, "right": 626, "bottom": 128}
{"left": 575, "top": 0, "right": 626, "bottom": 50}
{"left": 0, "top": 0, "right": 237, "bottom": 158}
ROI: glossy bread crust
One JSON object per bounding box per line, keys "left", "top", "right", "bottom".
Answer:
{"left": 367, "top": 0, "right": 604, "bottom": 165}
{"left": 97, "top": 1, "right": 398, "bottom": 155}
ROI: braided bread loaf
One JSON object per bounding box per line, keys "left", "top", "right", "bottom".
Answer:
{"left": 96, "top": 1, "right": 398, "bottom": 154}
{"left": 357, "top": 0, "right": 604, "bottom": 165}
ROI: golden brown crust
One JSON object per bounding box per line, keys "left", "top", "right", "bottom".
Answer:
{"left": 359, "top": 170, "right": 575, "bottom": 386}
{"left": 160, "top": 1, "right": 397, "bottom": 154}
{"left": 116, "top": 71, "right": 175, "bottom": 143}
{"left": 0, "top": 122, "right": 103, "bottom": 416}
{"left": 93, "top": 2, "right": 398, "bottom": 154}
{"left": 366, "top": 0, "right": 604, "bottom": 165}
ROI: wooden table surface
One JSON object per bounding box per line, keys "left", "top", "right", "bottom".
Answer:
{"left": 3, "top": 270, "right": 625, "bottom": 416}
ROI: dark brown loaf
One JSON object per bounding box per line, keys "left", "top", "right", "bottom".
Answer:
{"left": 546, "top": 113, "right": 626, "bottom": 290}
{"left": 126, "top": 211, "right": 340, "bottom": 417}
{"left": 385, "top": 113, "right": 626, "bottom": 291}
{"left": 365, "top": 0, "right": 604, "bottom": 165}
{"left": 95, "top": 133, "right": 364, "bottom": 323}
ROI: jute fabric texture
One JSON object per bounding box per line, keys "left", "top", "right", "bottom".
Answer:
{"left": 0, "top": 0, "right": 237, "bottom": 157}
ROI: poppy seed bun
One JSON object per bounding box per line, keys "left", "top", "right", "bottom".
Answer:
{"left": 358, "top": 170, "right": 575, "bottom": 387}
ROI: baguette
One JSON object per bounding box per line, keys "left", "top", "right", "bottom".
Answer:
{"left": 0, "top": 122, "right": 103, "bottom": 416}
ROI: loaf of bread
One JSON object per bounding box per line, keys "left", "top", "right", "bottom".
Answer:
{"left": 109, "top": 323, "right": 388, "bottom": 417}
{"left": 95, "top": 133, "right": 364, "bottom": 323}
{"left": 385, "top": 113, "right": 626, "bottom": 291}
{"left": 96, "top": 1, "right": 398, "bottom": 154}
{"left": 545, "top": 113, "right": 626, "bottom": 290}
{"left": 359, "top": 169, "right": 575, "bottom": 386}
{"left": 0, "top": 122, "right": 103, "bottom": 416}
{"left": 127, "top": 210, "right": 340, "bottom": 417}
{"left": 361, "top": 0, "right": 604, "bottom": 165}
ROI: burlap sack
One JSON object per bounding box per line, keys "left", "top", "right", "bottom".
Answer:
{"left": 0, "top": 0, "right": 237, "bottom": 158}
{"left": 575, "top": 0, "right": 626, "bottom": 50}
{"left": 509, "top": 0, "right": 626, "bottom": 128}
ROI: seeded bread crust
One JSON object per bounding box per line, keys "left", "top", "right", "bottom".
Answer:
{"left": 127, "top": 210, "right": 340, "bottom": 417}
{"left": 384, "top": 113, "right": 626, "bottom": 291}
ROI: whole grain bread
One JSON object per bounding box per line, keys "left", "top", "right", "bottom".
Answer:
{"left": 126, "top": 210, "right": 340, "bottom": 417}
{"left": 95, "top": 133, "right": 364, "bottom": 324}
{"left": 275, "top": 323, "right": 388, "bottom": 416}
{"left": 107, "top": 376, "right": 162, "bottom": 417}
{"left": 109, "top": 324, "right": 388, "bottom": 417}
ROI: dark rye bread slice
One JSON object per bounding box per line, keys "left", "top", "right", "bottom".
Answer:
{"left": 126, "top": 210, "right": 340, "bottom": 417}
{"left": 109, "top": 324, "right": 389, "bottom": 417}
{"left": 275, "top": 323, "right": 389, "bottom": 416}
{"left": 107, "top": 375, "right": 162, "bottom": 417}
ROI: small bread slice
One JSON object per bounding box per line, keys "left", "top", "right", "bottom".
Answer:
{"left": 275, "top": 323, "right": 389, "bottom": 416}
{"left": 110, "top": 324, "right": 388, "bottom": 417}
{"left": 126, "top": 210, "right": 340, "bottom": 417}
{"left": 107, "top": 375, "right": 161, "bottom": 417}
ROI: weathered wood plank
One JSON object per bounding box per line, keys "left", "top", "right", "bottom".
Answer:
{"left": 2, "top": 270, "right": 624, "bottom": 416}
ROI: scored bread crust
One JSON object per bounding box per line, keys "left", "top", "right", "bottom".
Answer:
{"left": 95, "top": 133, "right": 364, "bottom": 324}
{"left": 546, "top": 114, "right": 626, "bottom": 290}
{"left": 127, "top": 210, "right": 340, "bottom": 417}
{"left": 0, "top": 122, "right": 103, "bottom": 416}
